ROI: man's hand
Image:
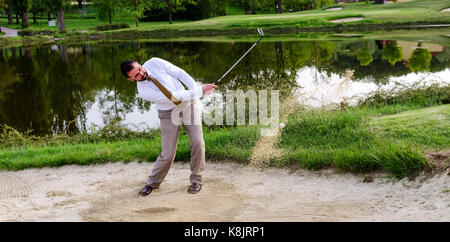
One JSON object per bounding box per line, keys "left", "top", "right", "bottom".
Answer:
{"left": 202, "top": 84, "right": 217, "bottom": 95}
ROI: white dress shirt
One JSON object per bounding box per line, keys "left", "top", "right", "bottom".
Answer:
{"left": 137, "top": 57, "right": 203, "bottom": 110}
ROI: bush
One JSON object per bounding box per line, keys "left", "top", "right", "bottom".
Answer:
{"left": 18, "top": 29, "right": 57, "bottom": 36}
{"left": 95, "top": 23, "right": 130, "bottom": 31}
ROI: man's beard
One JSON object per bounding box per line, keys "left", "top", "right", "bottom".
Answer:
{"left": 142, "top": 72, "right": 148, "bottom": 81}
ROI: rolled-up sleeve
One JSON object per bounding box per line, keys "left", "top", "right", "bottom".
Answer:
{"left": 151, "top": 57, "right": 203, "bottom": 102}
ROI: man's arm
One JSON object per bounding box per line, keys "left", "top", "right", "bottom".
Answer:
{"left": 151, "top": 57, "right": 203, "bottom": 102}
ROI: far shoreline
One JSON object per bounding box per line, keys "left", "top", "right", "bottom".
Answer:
{"left": 2, "top": 21, "right": 450, "bottom": 48}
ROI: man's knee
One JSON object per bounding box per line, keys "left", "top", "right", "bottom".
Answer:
{"left": 190, "top": 138, "right": 205, "bottom": 150}
{"left": 159, "top": 149, "right": 177, "bottom": 161}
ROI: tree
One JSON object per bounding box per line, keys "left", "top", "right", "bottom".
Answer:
{"left": 30, "top": 0, "right": 46, "bottom": 24}
{"left": 94, "top": 0, "right": 120, "bottom": 25}
{"left": 276, "top": 0, "right": 282, "bottom": 13}
{"left": 232, "top": 0, "right": 265, "bottom": 15}
{"left": 41, "top": 0, "right": 70, "bottom": 32}
{"left": 17, "top": 0, "right": 31, "bottom": 28}
{"left": 316, "top": 0, "right": 333, "bottom": 9}
{"left": 382, "top": 41, "right": 403, "bottom": 66}
{"left": 356, "top": 43, "right": 374, "bottom": 66}
{"left": 408, "top": 45, "right": 432, "bottom": 72}
{"left": 41, "top": 0, "right": 55, "bottom": 21}
{"left": 199, "top": 0, "right": 228, "bottom": 18}
{"left": 4, "top": 0, "right": 13, "bottom": 25}
{"left": 149, "top": 0, "right": 196, "bottom": 24}
{"left": 76, "top": 0, "right": 83, "bottom": 8}
{"left": 53, "top": 0, "right": 71, "bottom": 32}
{"left": 122, "top": 0, "right": 152, "bottom": 27}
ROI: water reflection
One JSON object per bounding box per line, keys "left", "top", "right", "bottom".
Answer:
{"left": 296, "top": 68, "right": 450, "bottom": 108}
{"left": 0, "top": 39, "right": 449, "bottom": 136}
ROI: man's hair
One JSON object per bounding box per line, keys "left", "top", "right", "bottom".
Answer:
{"left": 120, "top": 60, "right": 136, "bottom": 78}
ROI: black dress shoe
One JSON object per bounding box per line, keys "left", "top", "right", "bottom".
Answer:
{"left": 187, "top": 182, "right": 201, "bottom": 194}
{"left": 139, "top": 185, "right": 153, "bottom": 196}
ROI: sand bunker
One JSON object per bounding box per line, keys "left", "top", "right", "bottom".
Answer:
{"left": 442, "top": 8, "right": 450, "bottom": 12}
{"left": 330, "top": 17, "right": 364, "bottom": 23}
{"left": 333, "top": 34, "right": 363, "bottom": 38}
{"left": 325, "top": 7, "right": 343, "bottom": 11}
{"left": 0, "top": 161, "right": 448, "bottom": 222}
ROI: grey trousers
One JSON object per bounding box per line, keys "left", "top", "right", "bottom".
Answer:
{"left": 147, "top": 101, "right": 205, "bottom": 188}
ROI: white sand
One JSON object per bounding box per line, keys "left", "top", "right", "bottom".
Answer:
{"left": 0, "top": 161, "right": 448, "bottom": 222}
{"left": 442, "top": 8, "right": 450, "bottom": 12}
{"left": 330, "top": 17, "right": 364, "bottom": 23}
{"left": 325, "top": 7, "right": 343, "bottom": 11}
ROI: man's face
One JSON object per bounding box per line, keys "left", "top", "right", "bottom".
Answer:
{"left": 127, "top": 62, "right": 148, "bottom": 82}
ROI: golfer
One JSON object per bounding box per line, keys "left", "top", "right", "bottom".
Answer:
{"left": 120, "top": 57, "right": 217, "bottom": 196}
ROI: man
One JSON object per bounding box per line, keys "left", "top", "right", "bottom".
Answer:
{"left": 120, "top": 57, "right": 217, "bottom": 196}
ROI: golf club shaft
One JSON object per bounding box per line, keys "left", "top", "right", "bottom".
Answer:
{"left": 215, "top": 36, "right": 263, "bottom": 85}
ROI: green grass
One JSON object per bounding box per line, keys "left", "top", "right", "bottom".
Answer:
{"left": 0, "top": 125, "right": 260, "bottom": 171}
{"left": 149, "top": 0, "right": 450, "bottom": 31}
{"left": 371, "top": 105, "right": 450, "bottom": 148}
{"left": 0, "top": 17, "right": 192, "bottom": 32}
{"left": 1, "top": 0, "right": 449, "bottom": 35}
{"left": 276, "top": 83, "right": 449, "bottom": 178}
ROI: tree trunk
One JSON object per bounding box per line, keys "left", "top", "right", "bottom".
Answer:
{"left": 135, "top": 0, "right": 139, "bottom": 27}
{"left": 277, "top": 0, "right": 283, "bottom": 14}
{"left": 11, "top": 47, "right": 16, "bottom": 60}
{"left": 167, "top": 0, "right": 173, "bottom": 24}
{"left": 59, "top": 44, "right": 68, "bottom": 62}
{"left": 21, "top": 8, "right": 30, "bottom": 28}
{"left": 109, "top": 9, "right": 112, "bottom": 25}
{"left": 57, "top": 9, "right": 66, "bottom": 32}
{"left": 25, "top": 48, "right": 32, "bottom": 59}
{"left": 7, "top": 0, "right": 12, "bottom": 25}
{"left": 245, "top": 2, "right": 251, "bottom": 15}
{"left": 16, "top": 14, "right": 19, "bottom": 24}
{"left": 313, "top": 0, "right": 317, "bottom": 9}
{"left": 33, "top": 11, "right": 37, "bottom": 24}
{"left": 48, "top": 12, "right": 51, "bottom": 21}
{"left": 275, "top": 42, "right": 284, "bottom": 78}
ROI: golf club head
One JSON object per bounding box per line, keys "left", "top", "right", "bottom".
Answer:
{"left": 257, "top": 28, "right": 264, "bottom": 37}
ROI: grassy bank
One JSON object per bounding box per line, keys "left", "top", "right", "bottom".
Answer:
{"left": 0, "top": 35, "right": 54, "bottom": 48}
{"left": 276, "top": 83, "right": 450, "bottom": 178}
{"left": 0, "top": 125, "right": 260, "bottom": 171}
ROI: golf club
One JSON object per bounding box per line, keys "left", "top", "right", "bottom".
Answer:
{"left": 215, "top": 28, "right": 264, "bottom": 85}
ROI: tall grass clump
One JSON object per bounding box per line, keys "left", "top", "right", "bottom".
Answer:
{"left": 0, "top": 120, "right": 160, "bottom": 149}
{"left": 370, "top": 141, "right": 429, "bottom": 178}
{"left": 357, "top": 82, "right": 450, "bottom": 115}
{"left": 0, "top": 120, "right": 261, "bottom": 171}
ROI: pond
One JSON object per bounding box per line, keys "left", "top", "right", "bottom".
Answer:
{"left": 0, "top": 34, "right": 449, "bottom": 136}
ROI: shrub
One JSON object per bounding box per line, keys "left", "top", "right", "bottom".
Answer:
{"left": 95, "top": 23, "right": 130, "bottom": 31}
{"left": 18, "top": 29, "right": 57, "bottom": 36}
